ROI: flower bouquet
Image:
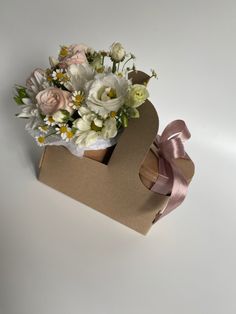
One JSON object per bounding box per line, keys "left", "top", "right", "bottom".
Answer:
{"left": 14, "top": 42, "right": 194, "bottom": 234}
{"left": 14, "top": 42, "right": 156, "bottom": 160}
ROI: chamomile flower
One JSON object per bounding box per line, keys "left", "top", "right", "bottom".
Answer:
{"left": 52, "top": 69, "right": 68, "bottom": 83}
{"left": 59, "top": 46, "right": 69, "bottom": 58}
{"left": 38, "top": 125, "right": 49, "bottom": 133}
{"left": 46, "top": 68, "right": 53, "bottom": 82}
{"left": 35, "top": 135, "right": 46, "bottom": 146}
{"left": 55, "top": 124, "right": 73, "bottom": 141}
{"left": 72, "top": 91, "right": 85, "bottom": 109}
{"left": 44, "top": 116, "right": 56, "bottom": 126}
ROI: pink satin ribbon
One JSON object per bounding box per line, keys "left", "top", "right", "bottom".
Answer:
{"left": 151, "top": 120, "right": 193, "bottom": 223}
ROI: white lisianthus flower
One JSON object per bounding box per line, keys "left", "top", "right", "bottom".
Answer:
{"left": 86, "top": 73, "right": 129, "bottom": 118}
{"left": 65, "top": 63, "right": 95, "bottom": 92}
{"left": 73, "top": 106, "right": 118, "bottom": 147}
{"left": 110, "top": 42, "right": 126, "bottom": 62}
{"left": 126, "top": 84, "right": 149, "bottom": 108}
{"left": 52, "top": 109, "right": 70, "bottom": 123}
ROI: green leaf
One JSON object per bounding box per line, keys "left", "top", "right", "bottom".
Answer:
{"left": 71, "top": 127, "right": 78, "bottom": 134}
{"left": 14, "top": 85, "right": 29, "bottom": 105}
{"left": 17, "top": 88, "right": 28, "bottom": 98}
{"left": 121, "top": 114, "right": 128, "bottom": 128}
{"left": 129, "top": 108, "right": 140, "bottom": 118}
{"left": 14, "top": 95, "right": 24, "bottom": 105}
{"left": 15, "top": 113, "right": 29, "bottom": 119}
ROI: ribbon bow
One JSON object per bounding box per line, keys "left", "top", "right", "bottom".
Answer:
{"left": 151, "top": 120, "right": 193, "bottom": 223}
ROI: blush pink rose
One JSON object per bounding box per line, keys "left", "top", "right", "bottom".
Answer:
{"left": 59, "top": 44, "right": 88, "bottom": 68}
{"left": 36, "top": 87, "right": 73, "bottom": 115}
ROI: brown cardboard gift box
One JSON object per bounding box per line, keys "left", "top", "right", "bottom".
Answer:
{"left": 38, "top": 98, "right": 194, "bottom": 235}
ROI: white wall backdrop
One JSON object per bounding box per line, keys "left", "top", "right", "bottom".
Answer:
{"left": 0, "top": 0, "right": 236, "bottom": 313}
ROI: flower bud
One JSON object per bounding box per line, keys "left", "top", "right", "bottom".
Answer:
{"left": 110, "top": 42, "right": 126, "bottom": 62}
{"left": 52, "top": 109, "right": 70, "bottom": 123}
{"left": 126, "top": 84, "right": 149, "bottom": 108}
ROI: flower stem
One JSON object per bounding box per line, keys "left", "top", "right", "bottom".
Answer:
{"left": 45, "top": 131, "right": 57, "bottom": 138}
{"left": 122, "top": 56, "right": 133, "bottom": 71}
{"left": 112, "top": 61, "right": 117, "bottom": 73}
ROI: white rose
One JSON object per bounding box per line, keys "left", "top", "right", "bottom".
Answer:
{"left": 110, "top": 42, "right": 126, "bottom": 62}
{"left": 86, "top": 73, "right": 128, "bottom": 118}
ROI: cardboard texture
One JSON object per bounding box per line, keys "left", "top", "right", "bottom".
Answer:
{"left": 38, "top": 71, "right": 194, "bottom": 235}
{"left": 38, "top": 99, "right": 171, "bottom": 235}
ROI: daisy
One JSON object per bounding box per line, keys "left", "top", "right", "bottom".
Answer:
{"left": 72, "top": 91, "right": 85, "bottom": 109}
{"left": 35, "top": 135, "right": 46, "bottom": 146}
{"left": 55, "top": 124, "right": 73, "bottom": 142}
{"left": 44, "top": 116, "right": 56, "bottom": 126}
{"left": 52, "top": 69, "right": 68, "bottom": 83}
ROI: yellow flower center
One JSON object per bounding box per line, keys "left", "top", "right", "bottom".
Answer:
{"left": 107, "top": 88, "right": 117, "bottom": 99}
{"left": 59, "top": 46, "right": 68, "bottom": 58}
{"left": 46, "top": 69, "right": 53, "bottom": 82}
{"left": 39, "top": 125, "right": 48, "bottom": 131}
{"left": 48, "top": 117, "right": 55, "bottom": 123}
{"left": 96, "top": 66, "right": 105, "bottom": 73}
{"left": 110, "top": 111, "right": 117, "bottom": 118}
{"left": 91, "top": 121, "right": 103, "bottom": 132}
{"left": 74, "top": 94, "right": 84, "bottom": 106}
{"left": 66, "top": 131, "right": 73, "bottom": 139}
{"left": 60, "top": 126, "right": 67, "bottom": 133}
{"left": 56, "top": 72, "right": 64, "bottom": 80}
{"left": 38, "top": 136, "right": 45, "bottom": 144}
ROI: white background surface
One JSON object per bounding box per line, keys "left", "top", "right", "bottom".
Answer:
{"left": 1, "top": 1, "right": 236, "bottom": 313}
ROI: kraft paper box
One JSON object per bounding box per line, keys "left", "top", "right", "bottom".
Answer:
{"left": 38, "top": 98, "right": 194, "bottom": 235}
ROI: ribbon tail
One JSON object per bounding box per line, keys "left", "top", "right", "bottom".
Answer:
{"left": 155, "top": 162, "right": 189, "bottom": 222}
{"left": 151, "top": 157, "right": 173, "bottom": 195}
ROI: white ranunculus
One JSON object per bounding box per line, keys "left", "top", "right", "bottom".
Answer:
{"left": 110, "top": 42, "right": 126, "bottom": 62}
{"left": 86, "top": 73, "right": 128, "bottom": 118}
{"left": 65, "top": 63, "right": 95, "bottom": 92}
